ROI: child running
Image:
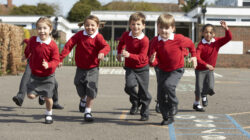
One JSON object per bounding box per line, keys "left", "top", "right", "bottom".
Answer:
{"left": 59, "top": 15, "right": 110, "bottom": 122}
{"left": 193, "top": 21, "right": 232, "bottom": 111}
{"left": 149, "top": 14, "right": 197, "bottom": 125}
{"left": 25, "top": 17, "right": 60, "bottom": 124}
{"left": 117, "top": 12, "right": 151, "bottom": 121}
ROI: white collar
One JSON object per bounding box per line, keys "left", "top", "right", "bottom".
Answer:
{"left": 202, "top": 38, "right": 215, "bottom": 44}
{"left": 129, "top": 31, "right": 145, "bottom": 40}
{"left": 158, "top": 33, "right": 174, "bottom": 42}
{"left": 83, "top": 30, "right": 98, "bottom": 38}
{"left": 36, "top": 36, "right": 51, "bottom": 45}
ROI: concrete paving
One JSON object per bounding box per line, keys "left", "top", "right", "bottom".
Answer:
{"left": 0, "top": 67, "right": 250, "bottom": 140}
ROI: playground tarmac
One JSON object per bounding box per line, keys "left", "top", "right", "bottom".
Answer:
{"left": 0, "top": 66, "right": 250, "bottom": 140}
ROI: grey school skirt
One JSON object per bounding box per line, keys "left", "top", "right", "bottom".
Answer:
{"left": 27, "top": 73, "right": 56, "bottom": 98}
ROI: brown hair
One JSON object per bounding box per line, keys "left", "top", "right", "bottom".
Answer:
{"left": 157, "top": 14, "right": 175, "bottom": 29}
{"left": 129, "top": 12, "right": 146, "bottom": 24}
{"left": 78, "top": 15, "right": 100, "bottom": 28}
{"left": 36, "top": 17, "right": 53, "bottom": 30}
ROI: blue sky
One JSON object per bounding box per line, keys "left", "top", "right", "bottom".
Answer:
{"left": 1, "top": 0, "right": 216, "bottom": 16}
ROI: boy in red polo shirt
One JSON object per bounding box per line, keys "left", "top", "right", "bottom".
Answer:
{"left": 60, "top": 15, "right": 110, "bottom": 122}
{"left": 193, "top": 21, "right": 232, "bottom": 112}
{"left": 149, "top": 14, "right": 197, "bottom": 125}
{"left": 117, "top": 12, "right": 151, "bottom": 121}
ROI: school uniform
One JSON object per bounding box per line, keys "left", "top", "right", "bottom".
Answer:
{"left": 117, "top": 31, "right": 151, "bottom": 117}
{"left": 195, "top": 29, "right": 232, "bottom": 98}
{"left": 149, "top": 33, "right": 196, "bottom": 119}
{"left": 60, "top": 30, "right": 110, "bottom": 98}
{"left": 25, "top": 36, "right": 60, "bottom": 98}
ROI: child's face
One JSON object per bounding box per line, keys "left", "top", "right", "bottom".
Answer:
{"left": 84, "top": 19, "right": 99, "bottom": 35}
{"left": 203, "top": 26, "right": 215, "bottom": 42}
{"left": 129, "top": 19, "right": 145, "bottom": 37}
{"left": 157, "top": 25, "right": 174, "bottom": 40}
{"left": 37, "top": 22, "right": 52, "bottom": 41}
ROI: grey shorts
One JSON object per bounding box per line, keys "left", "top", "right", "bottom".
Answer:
{"left": 27, "top": 73, "right": 56, "bottom": 98}
{"left": 195, "top": 70, "right": 215, "bottom": 97}
{"left": 74, "top": 67, "right": 99, "bottom": 99}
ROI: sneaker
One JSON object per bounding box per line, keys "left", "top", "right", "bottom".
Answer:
{"left": 45, "top": 115, "right": 53, "bottom": 124}
{"left": 12, "top": 96, "right": 23, "bottom": 106}
{"left": 52, "top": 104, "right": 64, "bottom": 110}
{"left": 161, "top": 117, "right": 174, "bottom": 125}
{"left": 79, "top": 99, "right": 86, "bottom": 112}
{"left": 202, "top": 96, "right": 208, "bottom": 107}
{"left": 130, "top": 104, "right": 138, "bottom": 115}
{"left": 170, "top": 106, "right": 178, "bottom": 116}
{"left": 155, "top": 101, "right": 160, "bottom": 113}
{"left": 140, "top": 115, "right": 149, "bottom": 121}
{"left": 84, "top": 113, "right": 94, "bottom": 122}
{"left": 39, "top": 96, "right": 45, "bottom": 105}
{"left": 208, "top": 89, "right": 215, "bottom": 96}
{"left": 193, "top": 104, "right": 205, "bottom": 112}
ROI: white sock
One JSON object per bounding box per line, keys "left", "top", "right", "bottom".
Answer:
{"left": 80, "top": 101, "right": 86, "bottom": 107}
{"left": 202, "top": 97, "right": 207, "bottom": 101}
{"left": 40, "top": 96, "right": 45, "bottom": 100}
{"left": 85, "top": 107, "right": 91, "bottom": 114}
{"left": 45, "top": 110, "right": 53, "bottom": 120}
{"left": 194, "top": 101, "right": 200, "bottom": 105}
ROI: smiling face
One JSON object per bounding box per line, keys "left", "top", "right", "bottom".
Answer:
{"left": 84, "top": 19, "right": 99, "bottom": 35}
{"left": 203, "top": 26, "right": 215, "bottom": 42}
{"left": 129, "top": 19, "right": 145, "bottom": 37}
{"left": 37, "top": 22, "right": 52, "bottom": 41}
{"left": 157, "top": 25, "right": 175, "bottom": 40}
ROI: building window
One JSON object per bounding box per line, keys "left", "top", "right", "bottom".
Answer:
{"left": 241, "top": 19, "right": 250, "bottom": 22}
{"left": 114, "top": 28, "right": 127, "bottom": 40}
{"left": 114, "top": 21, "right": 128, "bottom": 25}
{"left": 207, "top": 18, "right": 236, "bottom": 21}
{"left": 243, "top": 2, "right": 250, "bottom": 6}
{"left": 145, "top": 28, "right": 155, "bottom": 40}
{"left": 99, "top": 27, "right": 112, "bottom": 40}
{"left": 32, "top": 23, "right": 36, "bottom": 29}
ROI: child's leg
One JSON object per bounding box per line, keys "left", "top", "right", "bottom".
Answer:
{"left": 45, "top": 97, "right": 53, "bottom": 111}
{"left": 27, "top": 94, "right": 37, "bottom": 99}
{"left": 44, "top": 97, "right": 53, "bottom": 124}
{"left": 194, "top": 70, "right": 206, "bottom": 111}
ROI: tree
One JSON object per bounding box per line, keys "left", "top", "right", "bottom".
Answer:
{"left": 10, "top": 3, "right": 55, "bottom": 15}
{"left": 67, "top": 0, "right": 101, "bottom": 22}
{"left": 181, "top": 0, "right": 205, "bottom": 12}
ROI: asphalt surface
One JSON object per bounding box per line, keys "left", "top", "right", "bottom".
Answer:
{"left": 0, "top": 67, "right": 250, "bottom": 140}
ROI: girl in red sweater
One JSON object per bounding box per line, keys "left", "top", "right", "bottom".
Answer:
{"left": 60, "top": 15, "right": 110, "bottom": 122}
{"left": 193, "top": 21, "right": 232, "bottom": 112}
{"left": 25, "top": 17, "right": 60, "bottom": 124}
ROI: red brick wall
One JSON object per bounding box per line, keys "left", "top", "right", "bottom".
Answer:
{"left": 197, "top": 25, "right": 250, "bottom": 68}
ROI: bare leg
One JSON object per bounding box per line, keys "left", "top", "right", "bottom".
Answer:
{"left": 45, "top": 97, "right": 53, "bottom": 111}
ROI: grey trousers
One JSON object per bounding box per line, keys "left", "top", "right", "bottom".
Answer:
{"left": 157, "top": 68, "right": 184, "bottom": 119}
{"left": 124, "top": 65, "right": 152, "bottom": 116}
{"left": 15, "top": 63, "right": 59, "bottom": 104}
{"left": 195, "top": 69, "right": 215, "bottom": 97}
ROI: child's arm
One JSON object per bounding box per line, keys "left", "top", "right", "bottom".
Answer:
{"left": 44, "top": 44, "right": 60, "bottom": 69}
{"left": 180, "top": 36, "right": 197, "bottom": 68}
{"left": 215, "top": 20, "right": 232, "bottom": 48}
{"left": 148, "top": 38, "right": 158, "bottom": 66}
{"left": 116, "top": 33, "right": 126, "bottom": 62}
{"left": 97, "top": 35, "right": 110, "bottom": 60}
{"left": 196, "top": 44, "right": 214, "bottom": 70}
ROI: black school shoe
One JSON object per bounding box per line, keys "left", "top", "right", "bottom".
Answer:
{"left": 45, "top": 115, "right": 53, "bottom": 124}
{"left": 202, "top": 96, "right": 208, "bottom": 107}
{"left": 12, "top": 96, "right": 23, "bottom": 107}
{"left": 130, "top": 104, "right": 139, "bottom": 115}
{"left": 39, "top": 96, "right": 45, "bottom": 105}
{"left": 161, "top": 117, "right": 174, "bottom": 125}
{"left": 79, "top": 99, "right": 86, "bottom": 112}
{"left": 140, "top": 115, "right": 149, "bottom": 121}
{"left": 52, "top": 104, "right": 64, "bottom": 110}
{"left": 170, "top": 106, "right": 178, "bottom": 116}
{"left": 193, "top": 104, "right": 205, "bottom": 112}
{"left": 84, "top": 113, "right": 94, "bottom": 122}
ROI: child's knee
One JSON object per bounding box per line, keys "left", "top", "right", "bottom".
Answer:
{"left": 27, "top": 94, "right": 36, "bottom": 99}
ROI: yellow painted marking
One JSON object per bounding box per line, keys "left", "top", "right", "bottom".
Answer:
{"left": 216, "top": 81, "right": 240, "bottom": 84}
{"left": 119, "top": 110, "right": 128, "bottom": 120}
{"left": 243, "top": 126, "right": 250, "bottom": 129}
{"left": 227, "top": 112, "right": 250, "bottom": 116}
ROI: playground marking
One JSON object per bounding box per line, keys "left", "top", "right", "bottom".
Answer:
{"left": 119, "top": 110, "right": 128, "bottom": 120}
{"left": 227, "top": 111, "right": 250, "bottom": 116}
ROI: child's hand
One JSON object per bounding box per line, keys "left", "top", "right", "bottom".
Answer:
{"left": 116, "top": 54, "right": 122, "bottom": 62}
{"left": 98, "top": 53, "right": 104, "bottom": 60}
{"left": 189, "top": 57, "right": 197, "bottom": 69}
{"left": 122, "top": 50, "right": 130, "bottom": 58}
{"left": 220, "top": 20, "right": 229, "bottom": 30}
{"left": 150, "top": 52, "right": 156, "bottom": 63}
{"left": 42, "top": 59, "right": 49, "bottom": 69}
{"left": 58, "top": 62, "right": 63, "bottom": 68}
{"left": 206, "top": 64, "right": 214, "bottom": 71}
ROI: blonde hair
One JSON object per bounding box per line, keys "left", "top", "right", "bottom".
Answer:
{"left": 78, "top": 15, "right": 100, "bottom": 28}
{"left": 157, "top": 14, "right": 175, "bottom": 29}
{"left": 129, "top": 12, "right": 146, "bottom": 24}
{"left": 36, "top": 17, "right": 53, "bottom": 30}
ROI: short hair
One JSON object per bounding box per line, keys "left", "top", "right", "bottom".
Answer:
{"left": 36, "top": 17, "right": 53, "bottom": 30}
{"left": 129, "top": 12, "right": 146, "bottom": 24}
{"left": 157, "top": 14, "right": 175, "bottom": 29}
{"left": 202, "top": 24, "right": 216, "bottom": 33}
{"left": 78, "top": 15, "right": 100, "bottom": 28}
